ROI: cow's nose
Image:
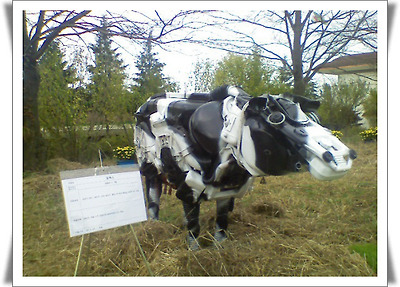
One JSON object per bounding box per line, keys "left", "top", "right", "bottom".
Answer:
{"left": 349, "top": 149, "right": 357, "bottom": 160}
{"left": 322, "top": 151, "right": 334, "bottom": 163}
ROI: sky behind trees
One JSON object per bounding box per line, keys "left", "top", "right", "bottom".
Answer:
{"left": 21, "top": 1, "right": 382, "bottom": 93}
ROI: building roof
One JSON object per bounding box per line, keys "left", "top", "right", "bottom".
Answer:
{"left": 317, "top": 52, "right": 377, "bottom": 75}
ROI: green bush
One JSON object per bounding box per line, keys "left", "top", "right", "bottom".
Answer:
{"left": 318, "top": 81, "right": 368, "bottom": 130}
{"left": 363, "top": 89, "right": 377, "bottom": 127}
{"left": 43, "top": 127, "right": 134, "bottom": 164}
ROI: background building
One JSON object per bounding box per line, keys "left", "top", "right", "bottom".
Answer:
{"left": 317, "top": 52, "right": 377, "bottom": 128}
{"left": 317, "top": 52, "right": 377, "bottom": 89}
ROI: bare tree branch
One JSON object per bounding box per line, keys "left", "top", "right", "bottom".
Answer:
{"left": 27, "top": 10, "right": 91, "bottom": 59}
{"left": 307, "top": 10, "right": 371, "bottom": 80}
{"left": 196, "top": 9, "right": 376, "bottom": 94}
{"left": 30, "top": 11, "right": 45, "bottom": 50}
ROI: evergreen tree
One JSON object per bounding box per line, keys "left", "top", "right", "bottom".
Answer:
{"left": 38, "top": 41, "right": 85, "bottom": 160}
{"left": 132, "top": 37, "right": 177, "bottom": 101}
{"left": 88, "top": 17, "right": 130, "bottom": 128}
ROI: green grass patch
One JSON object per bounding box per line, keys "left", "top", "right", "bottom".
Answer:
{"left": 349, "top": 243, "right": 377, "bottom": 273}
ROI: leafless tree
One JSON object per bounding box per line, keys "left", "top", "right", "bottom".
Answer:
{"left": 192, "top": 10, "right": 377, "bottom": 96}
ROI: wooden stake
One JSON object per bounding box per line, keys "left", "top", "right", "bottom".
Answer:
{"left": 74, "top": 235, "right": 85, "bottom": 276}
{"left": 130, "top": 224, "right": 154, "bottom": 276}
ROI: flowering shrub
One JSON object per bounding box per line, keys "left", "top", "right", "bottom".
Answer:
{"left": 113, "top": 146, "right": 136, "bottom": 160}
{"left": 331, "top": 130, "right": 343, "bottom": 140}
{"left": 360, "top": 127, "right": 377, "bottom": 142}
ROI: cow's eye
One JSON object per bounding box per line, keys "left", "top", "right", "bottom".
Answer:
{"left": 267, "top": 112, "right": 285, "bottom": 126}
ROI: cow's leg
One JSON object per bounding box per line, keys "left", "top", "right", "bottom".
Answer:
{"left": 145, "top": 175, "right": 162, "bottom": 220}
{"left": 214, "top": 197, "right": 235, "bottom": 244}
{"left": 182, "top": 200, "right": 201, "bottom": 250}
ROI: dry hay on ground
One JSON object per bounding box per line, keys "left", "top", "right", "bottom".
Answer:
{"left": 22, "top": 142, "right": 377, "bottom": 277}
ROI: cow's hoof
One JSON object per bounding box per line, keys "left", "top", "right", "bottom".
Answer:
{"left": 213, "top": 231, "right": 228, "bottom": 248}
{"left": 187, "top": 235, "right": 200, "bottom": 251}
{"left": 148, "top": 209, "right": 159, "bottom": 220}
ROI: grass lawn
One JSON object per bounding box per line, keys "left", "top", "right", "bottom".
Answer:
{"left": 22, "top": 140, "right": 377, "bottom": 277}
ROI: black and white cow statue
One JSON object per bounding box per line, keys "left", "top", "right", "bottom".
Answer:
{"left": 134, "top": 85, "right": 357, "bottom": 250}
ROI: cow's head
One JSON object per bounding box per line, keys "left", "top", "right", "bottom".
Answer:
{"left": 239, "top": 93, "right": 356, "bottom": 180}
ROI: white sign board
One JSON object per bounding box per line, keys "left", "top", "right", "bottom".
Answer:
{"left": 60, "top": 166, "right": 147, "bottom": 237}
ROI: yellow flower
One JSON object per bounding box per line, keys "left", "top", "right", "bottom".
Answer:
{"left": 113, "top": 146, "right": 135, "bottom": 160}
{"left": 360, "top": 127, "right": 377, "bottom": 141}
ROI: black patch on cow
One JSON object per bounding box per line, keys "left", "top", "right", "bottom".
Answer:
{"left": 149, "top": 92, "right": 167, "bottom": 100}
{"left": 189, "top": 101, "right": 224, "bottom": 156}
{"left": 135, "top": 98, "right": 159, "bottom": 121}
{"left": 166, "top": 100, "right": 207, "bottom": 131}
{"left": 282, "top": 93, "right": 320, "bottom": 113}
{"left": 159, "top": 147, "right": 195, "bottom": 204}
{"left": 209, "top": 85, "right": 230, "bottom": 101}
{"left": 247, "top": 96, "right": 269, "bottom": 113}
{"left": 235, "top": 92, "right": 252, "bottom": 109}
{"left": 160, "top": 148, "right": 184, "bottom": 184}
{"left": 208, "top": 85, "right": 252, "bottom": 108}
{"left": 187, "top": 92, "right": 211, "bottom": 101}
{"left": 217, "top": 158, "right": 250, "bottom": 189}
{"left": 274, "top": 97, "right": 309, "bottom": 125}
{"left": 139, "top": 162, "right": 159, "bottom": 180}
{"left": 245, "top": 117, "right": 290, "bottom": 175}
{"left": 136, "top": 120, "right": 154, "bottom": 138}
{"left": 176, "top": 182, "right": 195, "bottom": 204}
{"left": 182, "top": 201, "right": 200, "bottom": 237}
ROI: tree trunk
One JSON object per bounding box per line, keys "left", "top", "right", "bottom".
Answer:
{"left": 291, "top": 11, "right": 306, "bottom": 96}
{"left": 23, "top": 55, "right": 46, "bottom": 171}
{"left": 22, "top": 10, "right": 91, "bottom": 171}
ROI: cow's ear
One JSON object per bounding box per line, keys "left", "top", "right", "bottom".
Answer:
{"left": 286, "top": 94, "right": 320, "bottom": 112}
{"left": 247, "top": 95, "right": 269, "bottom": 112}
